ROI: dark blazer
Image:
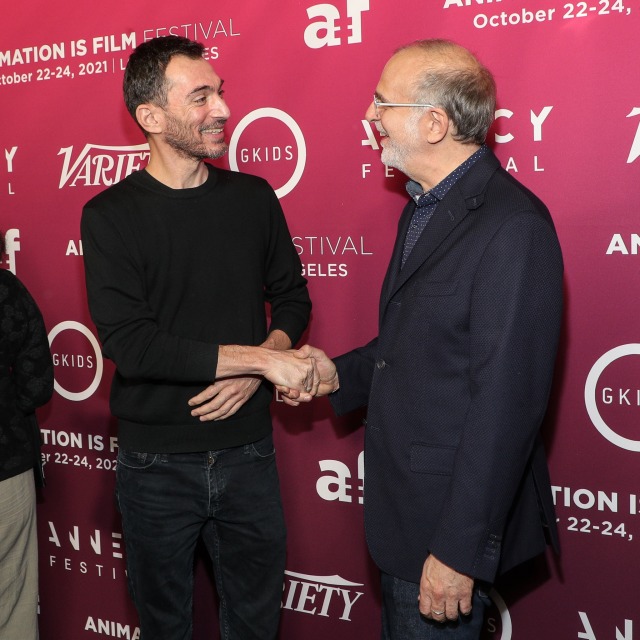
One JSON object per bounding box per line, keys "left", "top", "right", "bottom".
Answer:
{"left": 330, "top": 149, "right": 562, "bottom": 584}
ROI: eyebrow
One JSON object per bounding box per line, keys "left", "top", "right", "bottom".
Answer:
{"left": 187, "top": 79, "right": 225, "bottom": 98}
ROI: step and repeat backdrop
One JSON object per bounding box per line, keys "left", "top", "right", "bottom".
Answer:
{"left": 2, "top": 0, "right": 640, "bottom": 638}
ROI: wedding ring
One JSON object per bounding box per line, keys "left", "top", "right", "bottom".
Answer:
{"left": 431, "top": 609, "right": 445, "bottom": 616}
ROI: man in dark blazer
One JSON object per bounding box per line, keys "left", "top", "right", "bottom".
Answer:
{"left": 281, "top": 39, "right": 563, "bottom": 638}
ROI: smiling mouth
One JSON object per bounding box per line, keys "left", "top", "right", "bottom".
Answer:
{"left": 200, "top": 119, "right": 227, "bottom": 136}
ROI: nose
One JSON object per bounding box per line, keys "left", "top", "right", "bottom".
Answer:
{"left": 365, "top": 100, "right": 378, "bottom": 122}
{"left": 211, "top": 95, "right": 230, "bottom": 119}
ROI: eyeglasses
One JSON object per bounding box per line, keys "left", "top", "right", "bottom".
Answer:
{"left": 373, "top": 95, "right": 435, "bottom": 117}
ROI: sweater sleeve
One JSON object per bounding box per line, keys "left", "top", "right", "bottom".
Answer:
{"left": 262, "top": 189, "right": 311, "bottom": 346}
{"left": 81, "top": 204, "right": 219, "bottom": 383}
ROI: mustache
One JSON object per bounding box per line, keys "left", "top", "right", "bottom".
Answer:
{"left": 199, "top": 119, "right": 228, "bottom": 131}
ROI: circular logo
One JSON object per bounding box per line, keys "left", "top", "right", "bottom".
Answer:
{"left": 228, "top": 107, "right": 306, "bottom": 198}
{"left": 48, "top": 321, "right": 103, "bottom": 402}
{"left": 487, "top": 588, "right": 512, "bottom": 640}
{"left": 585, "top": 344, "right": 640, "bottom": 451}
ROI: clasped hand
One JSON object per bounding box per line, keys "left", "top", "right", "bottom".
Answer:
{"left": 276, "top": 345, "right": 339, "bottom": 405}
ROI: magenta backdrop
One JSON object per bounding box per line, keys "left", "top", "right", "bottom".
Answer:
{"left": 2, "top": 1, "right": 640, "bottom": 638}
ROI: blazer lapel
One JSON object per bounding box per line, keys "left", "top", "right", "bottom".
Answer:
{"left": 379, "top": 200, "right": 414, "bottom": 316}
{"left": 380, "top": 149, "right": 501, "bottom": 316}
{"left": 392, "top": 196, "right": 469, "bottom": 295}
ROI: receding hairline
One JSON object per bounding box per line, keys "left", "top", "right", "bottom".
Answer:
{"left": 394, "top": 39, "right": 485, "bottom": 76}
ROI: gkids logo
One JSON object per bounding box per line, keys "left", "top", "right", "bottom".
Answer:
{"left": 482, "top": 589, "right": 512, "bottom": 640}
{"left": 48, "top": 321, "right": 104, "bottom": 402}
{"left": 585, "top": 344, "right": 640, "bottom": 451}
{"left": 229, "top": 108, "right": 306, "bottom": 198}
{"left": 304, "top": 0, "right": 369, "bottom": 48}
{"left": 2, "top": 229, "right": 20, "bottom": 274}
{"left": 58, "top": 143, "right": 150, "bottom": 189}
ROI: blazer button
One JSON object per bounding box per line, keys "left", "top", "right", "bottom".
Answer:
{"left": 376, "top": 359, "right": 386, "bottom": 369}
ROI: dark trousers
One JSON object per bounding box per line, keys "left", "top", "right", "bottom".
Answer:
{"left": 381, "top": 571, "right": 491, "bottom": 640}
{"left": 116, "top": 434, "right": 286, "bottom": 640}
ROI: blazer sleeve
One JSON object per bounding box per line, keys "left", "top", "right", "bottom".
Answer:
{"left": 330, "top": 337, "right": 378, "bottom": 415}
{"left": 427, "top": 210, "right": 563, "bottom": 581}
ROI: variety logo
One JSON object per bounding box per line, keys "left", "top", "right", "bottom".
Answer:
{"left": 304, "top": 0, "right": 370, "bottom": 48}
{"left": 48, "top": 321, "right": 104, "bottom": 402}
{"left": 282, "top": 570, "right": 364, "bottom": 621}
{"left": 585, "top": 344, "right": 640, "bottom": 451}
{"left": 58, "top": 144, "right": 150, "bottom": 189}
{"left": 228, "top": 108, "right": 306, "bottom": 198}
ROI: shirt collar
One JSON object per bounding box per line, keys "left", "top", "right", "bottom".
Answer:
{"left": 406, "top": 144, "right": 488, "bottom": 205}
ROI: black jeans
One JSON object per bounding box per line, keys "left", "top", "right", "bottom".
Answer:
{"left": 116, "top": 434, "right": 286, "bottom": 640}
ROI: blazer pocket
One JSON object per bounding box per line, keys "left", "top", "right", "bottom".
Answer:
{"left": 410, "top": 443, "right": 456, "bottom": 476}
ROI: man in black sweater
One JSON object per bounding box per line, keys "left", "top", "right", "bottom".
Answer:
{"left": 81, "top": 36, "right": 315, "bottom": 640}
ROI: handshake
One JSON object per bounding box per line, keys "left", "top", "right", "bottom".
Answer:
{"left": 267, "top": 345, "right": 340, "bottom": 405}
{"left": 188, "top": 344, "right": 339, "bottom": 421}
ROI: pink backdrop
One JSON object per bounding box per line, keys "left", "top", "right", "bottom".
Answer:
{"left": 2, "top": 0, "right": 640, "bottom": 637}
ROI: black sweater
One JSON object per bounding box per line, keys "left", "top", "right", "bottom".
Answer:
{"left": 0, "top": 269, "right": 53, "bottom": 481}
{"left": 81, "top": 165, "right": 310, "bottom": 452}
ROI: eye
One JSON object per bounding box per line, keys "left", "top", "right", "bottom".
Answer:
{"left": 193, "top": 95, "right": 207, "bottom": 105}
{"left": 218, "top": 89, "right": 225, "bottom": 98}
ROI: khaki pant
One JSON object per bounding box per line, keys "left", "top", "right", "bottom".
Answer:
{"left": 0, "top": 470, "right": 38, "bottom": 640}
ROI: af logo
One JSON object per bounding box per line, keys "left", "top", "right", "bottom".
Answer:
{"left": 585, "top": 344, "right": 640, "bottom": 451}
{"left": 316, "top": 451, "right": 364, "bottom": 504}
{"left": 304, "top": 0, "right": 370, "bottom": 48}
{"left": 2, "top": 229, "right": 20, "bottom": 275}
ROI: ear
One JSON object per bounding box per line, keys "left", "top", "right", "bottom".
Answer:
{"left": 136, "top": 103, "right": 164, "bottom": 135}
{"left": 421, "top": 107, "right": 450, "bottom": 145}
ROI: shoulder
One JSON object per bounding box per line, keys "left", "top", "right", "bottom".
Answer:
{"left": 83, "top": 170, "right": 144, "bottom": 210}
{"left": 0, "top": 270, "right": 39, "bottom": 317}
{"left": 0, "top": 269, "right": 27, "bottom": 300}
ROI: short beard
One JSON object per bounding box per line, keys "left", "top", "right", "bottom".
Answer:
{"left": 164, "top": 114, "right": 228, "bottom": 161}
{"left": 379, "top": 109, "right": 423, "bottom": 174}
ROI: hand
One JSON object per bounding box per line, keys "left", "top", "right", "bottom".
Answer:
{"left": 277, "top": 345, "right": 339, "bottom": 406}
{"left": 418, "top": 555, "right": 474, "bottom": 622}
{"left": 261, "top": 349, "right": 320, "bottom": 396}
{"left": 188, "top": 376, "right": 262, "bottom": 421}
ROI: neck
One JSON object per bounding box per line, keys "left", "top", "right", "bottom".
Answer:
{"left": 412, "top": 142, "right": 481, "bottom": 192}
{"left": 144, "top": 141, "right": 209, "bottom": 189}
